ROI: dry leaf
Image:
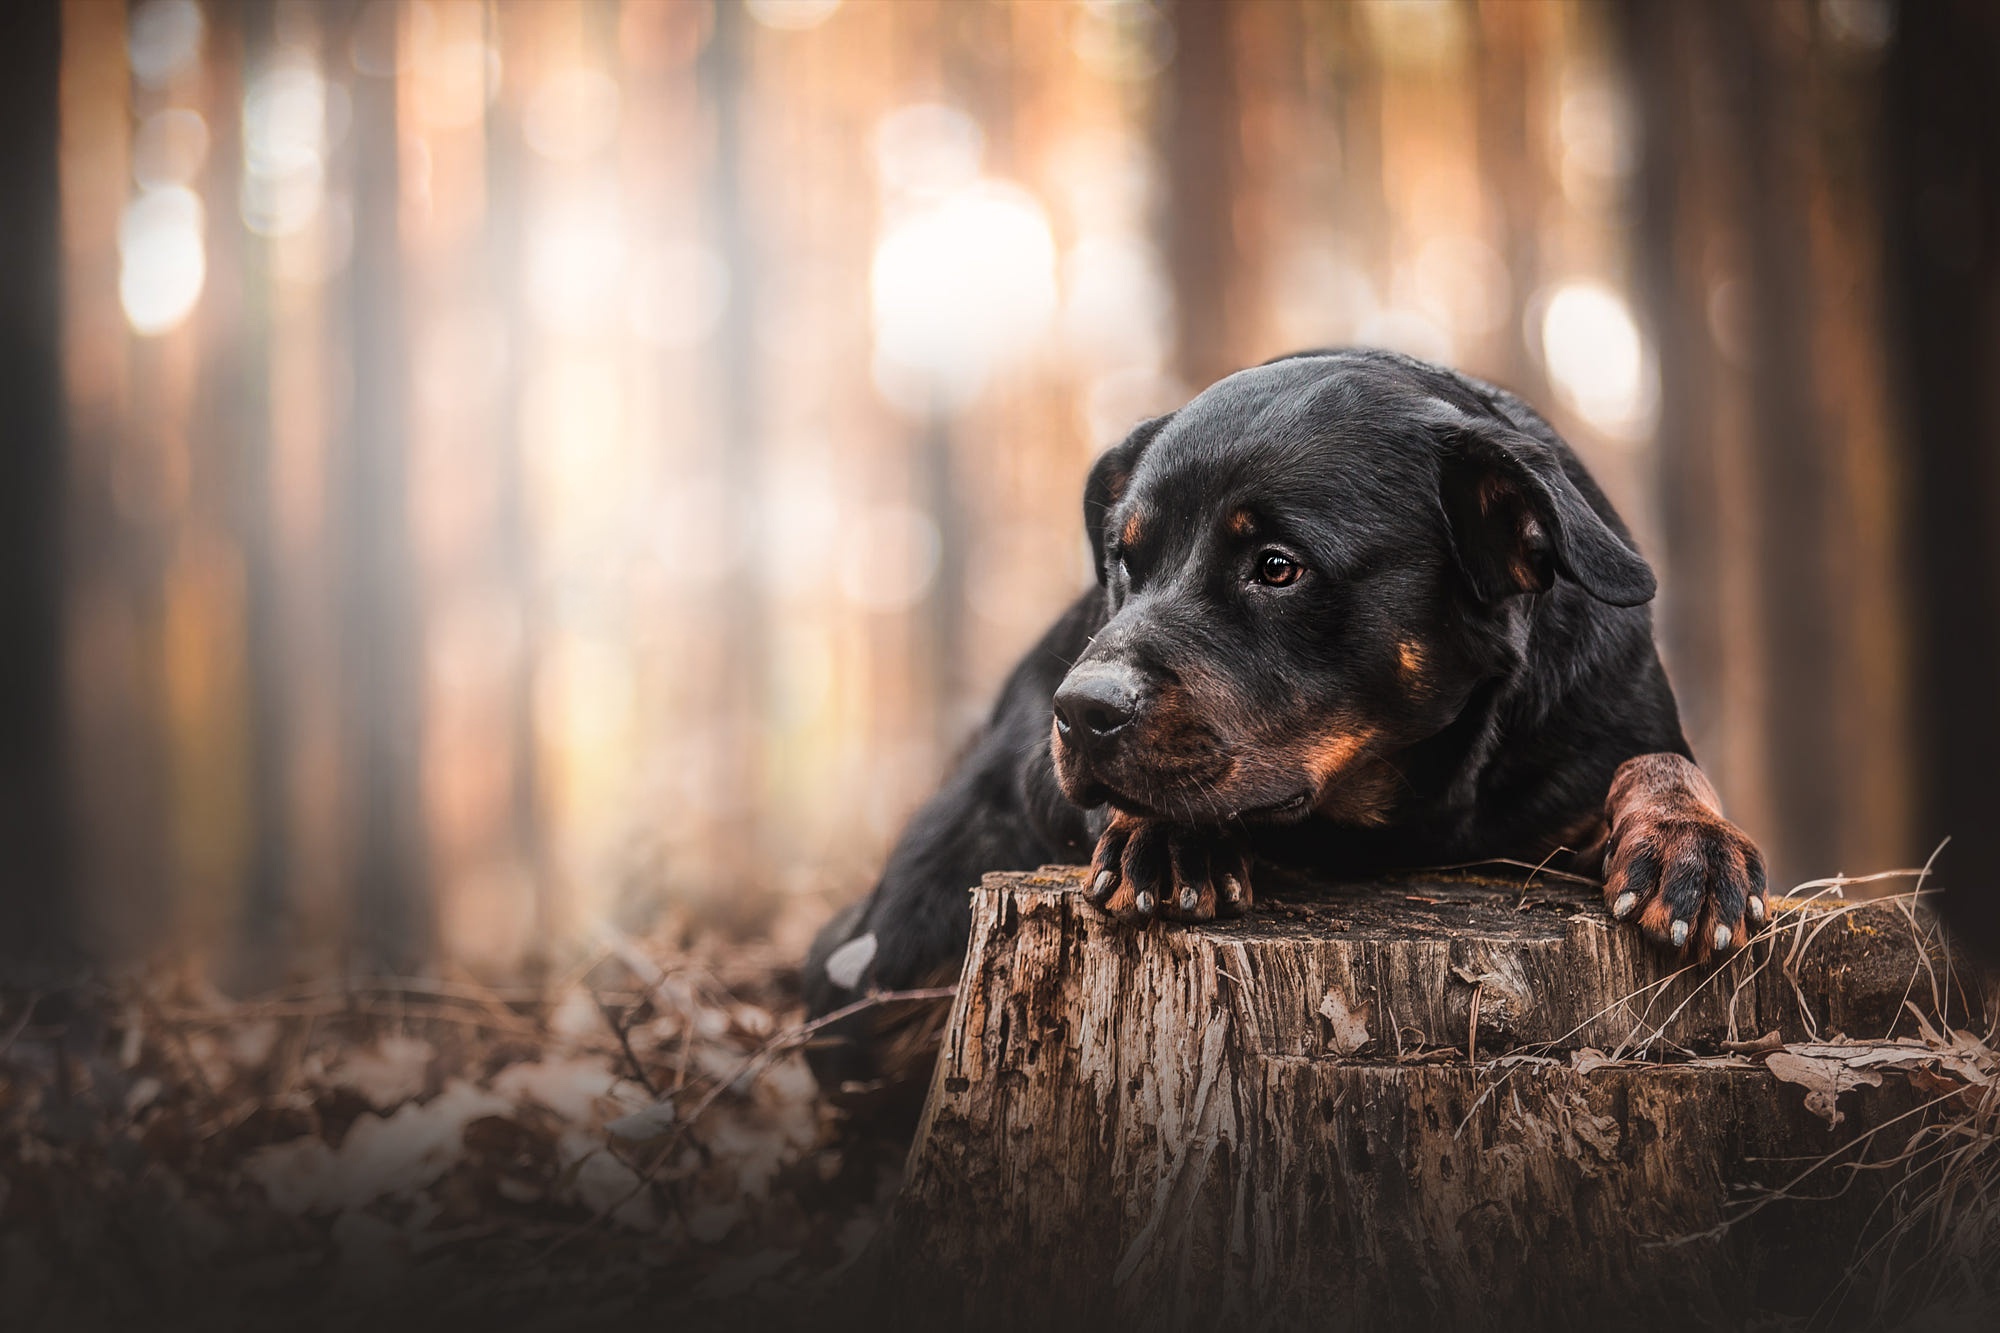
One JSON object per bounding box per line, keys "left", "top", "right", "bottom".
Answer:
{"left": 1765, "top": 1051, "right": 1884, "bottom": 1127}
{"left": 606, "top": 1102, "right": 679, "bottom": 1143}
{"left": 244, "top": 1079, "right": 507, "bottom": 1214}
{"left": 1318, "top": 988, "right": 1372, "bottom": 1057}
{"left": 1720, "top": 1030, "right": 1784, "bottom": 1056}
{"left": 492, "top": 1055, "right": 625, "bottom": 1124}
{"left": 327, "top": 1034, "right": 435, "bottom": 1111}
{"left": 1571, "top": 1048, "right": 1619, "bottom": 1075}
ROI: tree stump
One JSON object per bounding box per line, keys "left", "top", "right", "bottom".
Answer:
{"left": 872, "top": 865, "right": 1992, "bottom": 1331}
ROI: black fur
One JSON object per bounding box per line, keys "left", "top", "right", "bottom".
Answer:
{"left": 803, "top": 349, "right": 1699, "bottom": 1091}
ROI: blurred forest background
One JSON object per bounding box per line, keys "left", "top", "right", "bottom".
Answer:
{"left": 3, "top": 0, "right": 1997, "bottom": 988}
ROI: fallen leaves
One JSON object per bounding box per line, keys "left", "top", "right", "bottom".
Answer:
{"left": 323, "top": 1034, "right": 436, "bottom": 1111}
{"left": 1764, "top": 1052, "right": 1885, "bottom": 1128}
{"left": 0, "top": 921, "right": 909, "bottom": 1328}
{"left": 1760, "top": 1022, "right": 1997, "bottom": 1128}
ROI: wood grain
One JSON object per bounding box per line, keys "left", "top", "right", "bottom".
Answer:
{"left": 873, "top": 866, "right": 1982, "bottom": 1330}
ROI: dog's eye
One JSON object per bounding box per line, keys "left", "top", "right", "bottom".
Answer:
{"left": 1255, "top": 551, "right": 1304, "bottom": 587}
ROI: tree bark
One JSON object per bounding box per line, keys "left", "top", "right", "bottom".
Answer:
{"left": 874, "top": 866, "right": 1988, "bottom": 1330}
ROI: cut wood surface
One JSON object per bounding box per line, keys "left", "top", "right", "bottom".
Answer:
{"left": 873, "top": 865, "right": 1993, "bottom": 1331}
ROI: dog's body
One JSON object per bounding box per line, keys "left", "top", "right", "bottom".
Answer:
{"left": 804, "top": 350, "right": 1764, "bottom": 1094}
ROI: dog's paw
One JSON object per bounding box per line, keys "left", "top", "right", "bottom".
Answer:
{"left": 1601, "top": 755, "right": 1767, "bottom": 963}
{"left": 1085, "top": 812, "right": 1250, "bottom": 925}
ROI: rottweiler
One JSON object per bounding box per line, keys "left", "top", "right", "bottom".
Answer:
{"left": 802, "top": 348, "right": 1765, "bottom": 1097}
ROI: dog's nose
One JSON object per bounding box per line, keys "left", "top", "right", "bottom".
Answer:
{"left": 1053, "top": 667, "right": 1140, "bottom": 742}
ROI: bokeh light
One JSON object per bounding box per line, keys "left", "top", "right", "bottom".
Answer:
{"left": 1537, "top": 281, "right": 1657, "bottom": 442}
{"left": 240, "top": 59, "right": 340, "bottom": 237}
{"left": 745, "top": 0, "right": 846, "bottom": 33}
{"left": 871, "top": 179, "right": 1058, "bottom": 411}
{"left": 126, "top": 0, "right": 204, "bottom": 89}
{"left": 527, "top": 195, "right": 629, "bottom": 334}
{"left": 118, "top": 185, "right": 206, "bottom": 336}
{"left": 872, "top": 103, "right": 985, "bottom": 202}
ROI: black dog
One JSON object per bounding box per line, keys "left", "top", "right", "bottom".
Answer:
{"left": 803, "top": 348, "right": 1765, "bottom": 1095}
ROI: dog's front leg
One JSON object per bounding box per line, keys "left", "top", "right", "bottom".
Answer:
{"left": 1084, "top": 811, "right": 1250, "bottom": 924}
{"left": 1597, "top": 753, "right": 1767, "bottom": 962}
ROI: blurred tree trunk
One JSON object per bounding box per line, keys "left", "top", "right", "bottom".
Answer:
{"left": 239, "top": 1, "right": 289, "bottom": 971}
{"left": 0, "top": 0, "right": 74, "bottom": 975}
{"left": 699, "top": 0, "right": 771, "bottom": 891}
{"left": 485, "top": 6, "right": 552, "bottom": 970}
{"left": 1472, "top": 2, "right": 1547, "bottom": 403}
{"left": 339, "top": 4, "right": 431, "bottom": 972}
{"left": 1883, "top": 0, "right": 2000, "bottom": 956}
{"left": 1164, "top": 0, "right": 1248, "bottom": 389}
{"left": 1616, "top": 0, "right": 1910, "bottom": 893}
{"left": 215, "top": 0, "right": 293, "bottom": 985}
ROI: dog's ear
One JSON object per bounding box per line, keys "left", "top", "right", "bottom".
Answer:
{"left": 1084, "top": 413, "right": 1172, "bottom": 585}
{"left": 1434, "top": 410, "right": 1656, "bottom": 608}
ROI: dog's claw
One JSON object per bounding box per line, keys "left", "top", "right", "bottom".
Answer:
{"left": 1670, "top": 919, "right": 1690, "bottom": 949}
{"left": 1088, "top": 819, "right": 1247, "bottom": 927}
{"left": 1712, "top": 922, "right": 1733, "bottom": 952}
{"left": 1746, "top": 895, "right": 1766, "bottom": 924}
{"left": 1612, "top": 891, "right": 1637, "bottom": 920}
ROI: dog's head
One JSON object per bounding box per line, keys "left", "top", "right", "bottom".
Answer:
{"left": 1050, "top": 350, "right": 1656, "bottom": 826}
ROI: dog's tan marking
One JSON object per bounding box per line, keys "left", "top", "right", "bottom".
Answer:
{"left": 1315, "top": 758, "right": 1400, "bottom": 826}
{"left": 1226, "top": 508, "right": 1257, "bottom": 538}
{"left": 1268, "top": 725, "right": 1393, "bottom": 826}
{"left": 1395, "top": 639, "right": 1427, "bottom": 679}
{"left": 1120, "top": 510, "right": 1146, "bottom": 552}
{"left": 1300, "top": 726, "right": 1376, "bottom": 787}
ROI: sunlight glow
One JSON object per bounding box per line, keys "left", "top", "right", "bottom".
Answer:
{"left": 127, "top": 0, "right": 204, "bottom": 89}
{"left": 745, "top": 0, "right": 845, "bottom": 33}
{"left": 870, "top": 180, "right": 1057, "bottom": 410}
{"left": 119, "top": 186, "right": 206, "bottom": 336}
{"left": 528, "top": 200, "right": 628, "bottom": 334}
{"left": 872, "top": 104, "right": 984, "bottom": 201}
{"left": 1538, "top": 281, "right": 1657, "bottom": 441}
{"left": 241, "top": 60, "right": 339, "bottom": 237}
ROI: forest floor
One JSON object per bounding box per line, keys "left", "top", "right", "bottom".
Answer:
{"left": 0, "top": 903, "right": 901, "bottom": 1331}
{"left": 11, "top": 875, "right": 1997, "bottom": 1331}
